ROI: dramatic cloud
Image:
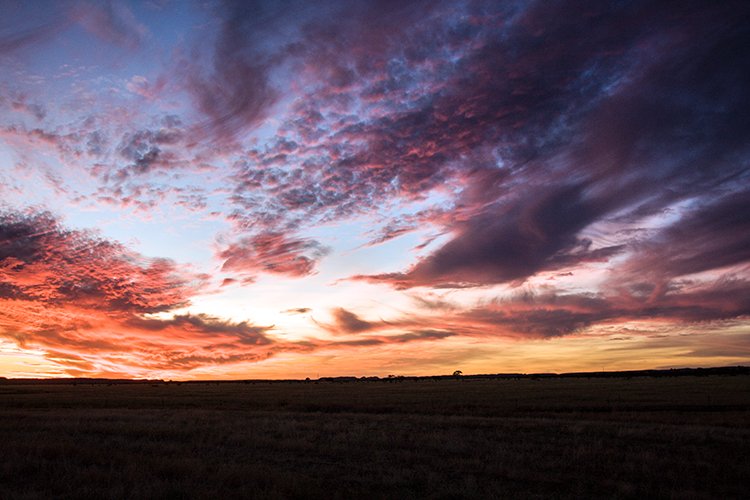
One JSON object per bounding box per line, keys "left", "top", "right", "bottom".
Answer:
{"left": 219, "top": 231, "right": 329, "bottom": 279}
{"left": 356, "top": 183, "right": 626, "bottom": 288}
{"left": 344, "top": 1, "right": 750, "bottom": 289}
{"left": 0, "top": 1, "right": 748, "bottom": 377}
{"left": 615, "top": 191, "right": 750, "bottom": 295}
{"left": 0, "top": 209, "right": 283, "bottom": 375}
{"left": 399, "top": 280, "right": 750, "bottom": 341}
{"left": 0, "top": 210, "right": 203, "bottom": 312}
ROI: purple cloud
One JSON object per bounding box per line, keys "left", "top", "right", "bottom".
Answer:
{"left": 219, "top": 231, "right": 329, "bottom": 279}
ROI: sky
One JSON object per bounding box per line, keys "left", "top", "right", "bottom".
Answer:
{"left": 0, "top": 0, "right": 748, "bottom": 379}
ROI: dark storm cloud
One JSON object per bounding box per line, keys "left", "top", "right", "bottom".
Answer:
{"left": 333, "top": 0, "right": 750, "bottom": 288}
{"left": 357, "top": 183, "right": 626, "bottom": 288}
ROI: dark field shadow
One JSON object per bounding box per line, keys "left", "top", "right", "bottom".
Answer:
{"left": 1, "top": 374, "right": 748, "bottom": 499}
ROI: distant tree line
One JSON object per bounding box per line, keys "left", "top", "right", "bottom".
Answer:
{"left": 1, "top": 366, "right": 747, "bottom": 385}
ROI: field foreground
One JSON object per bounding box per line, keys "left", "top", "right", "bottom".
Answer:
{"left": 1, "top": 375, "right": 749, "bottom": 499}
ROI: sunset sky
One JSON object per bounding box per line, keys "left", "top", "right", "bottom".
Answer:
{"left": 0, "top": 0, "right": 748, "bottom": 379}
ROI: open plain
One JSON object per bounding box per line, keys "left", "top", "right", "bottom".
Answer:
{"left": 1, "top": 373, "right": 748, "bottom": 499}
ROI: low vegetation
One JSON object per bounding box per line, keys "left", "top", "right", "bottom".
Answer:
{"left": 1, "top": 373, "right": 748, "bottom": 498}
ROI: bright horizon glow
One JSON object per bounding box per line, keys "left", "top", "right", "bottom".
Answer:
{"left": 0, "top": 0, "right": 748, "bottom": 379}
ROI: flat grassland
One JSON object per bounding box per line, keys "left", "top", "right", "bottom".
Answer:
{"left": 1, "top": 375, "right": 748, "bottom": 499}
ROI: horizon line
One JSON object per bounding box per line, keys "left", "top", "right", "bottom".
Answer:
{"left": 2, "top": 365, "right": 747, "bottom": 384}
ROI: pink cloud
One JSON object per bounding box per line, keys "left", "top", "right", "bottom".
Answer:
{"left": 219, "top": 231, "right": 329, "bottom": 280}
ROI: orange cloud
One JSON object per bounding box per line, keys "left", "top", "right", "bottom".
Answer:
{"left": 0, "top": 209, "right": 286, "bottom": 376}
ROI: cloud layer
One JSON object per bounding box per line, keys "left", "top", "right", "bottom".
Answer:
{"left": 0, "top": 210, "right": 283, "bottom": 375}
{"left": 0, "top": 0, "right": 748, "bottom": 376}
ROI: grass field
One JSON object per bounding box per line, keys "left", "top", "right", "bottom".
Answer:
{"left": 1, "top": 375, "right": 748, "bottom": 499}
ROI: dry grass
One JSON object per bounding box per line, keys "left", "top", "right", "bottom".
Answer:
{"left": 1, "top": 375, "right": 748, "bottom": 499}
